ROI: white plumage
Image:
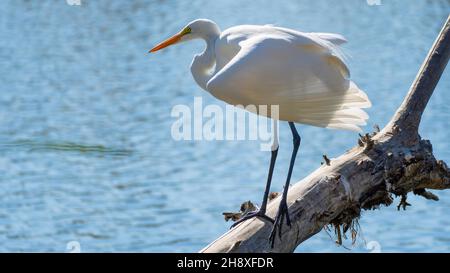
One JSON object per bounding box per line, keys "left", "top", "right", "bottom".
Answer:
{"left": 150, "top": 19, "right": 371, "bottom": 131}
{"left": 150, "top": 19, "right": 373, "bottom": 243}
{"left": 208, "top": 25, "right": 370, "bottom": 132}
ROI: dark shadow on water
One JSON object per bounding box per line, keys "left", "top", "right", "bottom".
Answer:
{"left": 0, "top": 140, "right": 133, "bottom": 157}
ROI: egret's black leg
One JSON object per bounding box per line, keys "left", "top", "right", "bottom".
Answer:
{"left": 230, "top": 147, "right": 278, "bottom": 228}
{"left": 269, "top": 122, "right": 300, "bottom": 247}
{"left": 260, "top": 148, "right": 278, "bottom": 215}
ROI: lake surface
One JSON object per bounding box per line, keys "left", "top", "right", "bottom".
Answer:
{"left": 0, "top": 0, "right": 449, "bottom": 252}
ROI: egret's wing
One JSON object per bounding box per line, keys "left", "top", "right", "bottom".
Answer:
{"left": 309, "top": 32, "right": 348, "bottom": 45}
{"left": 207, "top": 35, "right": 371, "bottom": 131}
{"left": 273, "top": 27, "right": 349, "bottom": 62}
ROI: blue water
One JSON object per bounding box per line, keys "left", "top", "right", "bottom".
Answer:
{"left": 0, "top": 0, "right": 449, "bottom": 252}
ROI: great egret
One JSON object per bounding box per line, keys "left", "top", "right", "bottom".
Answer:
{"left": 150, "top": 19, "right": 371, "bottom": 246}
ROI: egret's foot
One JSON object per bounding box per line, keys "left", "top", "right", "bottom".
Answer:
{"left": 269, "top": 199, "right": 291, "bottom": 248}
{"left": 230, "top": 210, "right": 274, "bottom": 229}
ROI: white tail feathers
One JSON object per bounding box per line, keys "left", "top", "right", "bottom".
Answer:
{"left": 288, "top": 82, "right": 371, "bottom": 132}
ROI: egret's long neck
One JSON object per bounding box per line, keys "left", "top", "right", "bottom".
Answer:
{"left": 191, "top": 33, "right": 219, "bottom": 91}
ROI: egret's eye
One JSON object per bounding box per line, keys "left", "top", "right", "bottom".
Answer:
{"left": 182, "top": 27, "right": 192, "bottom": 35}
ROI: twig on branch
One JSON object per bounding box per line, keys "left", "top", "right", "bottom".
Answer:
{"left": 200, "top": 15, "right": 450, "bottom": 253}
{"left": 322, "top": 155, "right": 331, "bottom": 166}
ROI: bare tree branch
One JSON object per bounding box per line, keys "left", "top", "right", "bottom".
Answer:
{"left": 383, "top": 14, "right": 450, "bottom": 137}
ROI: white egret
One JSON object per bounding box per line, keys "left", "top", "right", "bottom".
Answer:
{"left": 150, "top": 19, "right": 371, "bottom": 246}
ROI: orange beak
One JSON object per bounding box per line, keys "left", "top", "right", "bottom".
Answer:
{"left": 149, "top": 32, "right": 183, "bottom": 53}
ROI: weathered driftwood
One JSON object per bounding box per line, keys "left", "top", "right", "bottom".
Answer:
{"left": 200, "top": 15, "right": 450, "bottom": 253}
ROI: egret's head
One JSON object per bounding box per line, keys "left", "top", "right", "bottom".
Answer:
{"left": 149, "top": 19, "right": 220, "bottom": 53}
